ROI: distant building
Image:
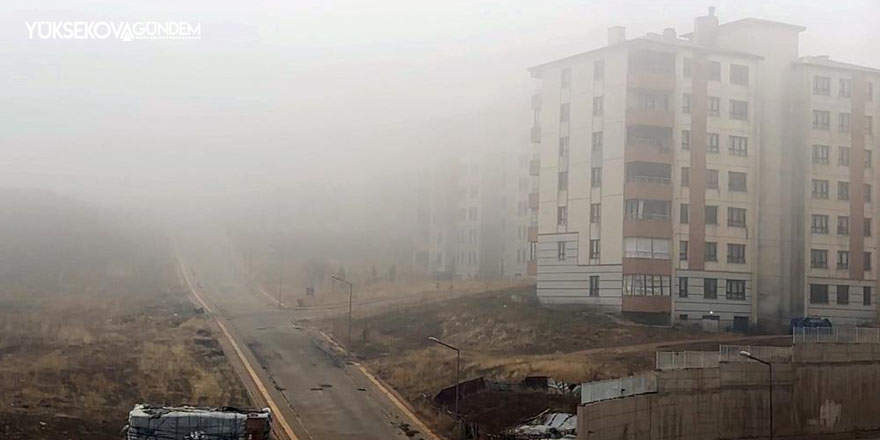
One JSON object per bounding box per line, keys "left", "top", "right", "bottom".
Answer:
{"left": 414, "top": 144, "right": 532, "bottom": 280}
{"left": 528, "top": 9, "right": 880, "bottom": 330}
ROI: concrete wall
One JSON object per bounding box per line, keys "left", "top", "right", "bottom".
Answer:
{"left": 579, "top": 343, "right": 880, "bottom": 440}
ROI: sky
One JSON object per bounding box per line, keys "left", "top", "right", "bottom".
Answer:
{"left": 1, "top": 0, "right": 878, "bottom": 204}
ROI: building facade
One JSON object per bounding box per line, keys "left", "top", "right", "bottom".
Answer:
{"left": 529, "top": 9, "right": 879, "bottom": 330}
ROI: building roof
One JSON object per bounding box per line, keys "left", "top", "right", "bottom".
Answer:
{"left": 528, "top": 34, "right": 761, "bottom": 76}
{"left": 796, "top": 56, "right": 880, "bottom": 75}
{"left": 681, "top": 17, "right": 806, "bottom": 37}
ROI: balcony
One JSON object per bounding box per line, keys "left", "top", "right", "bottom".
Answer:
{"left": 529, "top": 159, "right": 540, "bottom": 176}
{"left": 527, "top": 260, "right": 537, "bottom": 276}
{"left": 626, "top": 107, "right": 675, "bottom": 128}
{"left": 625, "top": 162, "right": 673, "bottom": 200}
{"left": 530, "top": 126, "right": 542, "bottom": 143}
{"left": 527, "top": 226, "right": 538, "bottom": 242}
{"left": 528, "top": 192, "right": 539, "bottom": 209}
{"left": 627, "top": 71, "right": 676, "bottom": 91}
{"left": 625, "top": 137, "right": 673, "bottom": 163}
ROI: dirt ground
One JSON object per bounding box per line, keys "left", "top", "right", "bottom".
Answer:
{"left": 320, "top": 286, "right": 748, "bottom": 436}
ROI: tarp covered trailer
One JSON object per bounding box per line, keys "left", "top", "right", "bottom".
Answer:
{"left": 126, "top": 404, "right": 272, "bottom": 440}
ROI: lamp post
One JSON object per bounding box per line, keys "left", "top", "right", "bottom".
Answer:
{"left": 739, "top": 350, "right": 773, "bottom": 440}
{"left": 331, "top": 275, "right": 353, "bottom": 351}
{"left": 429, "top": 336, "right": 461, "bottom": 422}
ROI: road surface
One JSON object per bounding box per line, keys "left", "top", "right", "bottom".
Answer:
{"left": 175, "top": 228, "right": 436, "bottom": 440}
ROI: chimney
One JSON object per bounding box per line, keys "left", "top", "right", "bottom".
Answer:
{"left": 608, "top": 26, "right": 626, "bottom": 45}
{"left": 693, "top": 6, "right": 719, "bottom": 46}
{"left": 663, "top": 27, "right": 677, "bottom": 40}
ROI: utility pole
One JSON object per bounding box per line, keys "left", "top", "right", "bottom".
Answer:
{"left": 429, "top": 337, "right": 461, "bottom": 422}
{"left": 739, "top": 351, "right": 773, "bottom": 440}
{"left": 331, "top": 275, "right": 353, "bottom": 351}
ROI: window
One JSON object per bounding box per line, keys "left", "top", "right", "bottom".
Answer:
{"left": 813, "top": 76, "right": 831, "bottom": 95}
{"left": 730, "top": 100, "right": 748, "bottom": 120}
{"left": 838, "top": 285, "right": 850, "bottom": 305}
{"left": 867, "top": 184, "right": 873, "bottom": 202}
{"left": 589, "top": 239, "right": 600, "bottom": 260}
{"left": 680, "top": 204, "right": 689, "bottom": 224}
{"left": 682, "top": 93, "right": 692, "bottom": 113}
{"left": 811, "top": 249, "right": 828, "bottom": 268}
{"left": 623, "top": 237, "right": 670, "bottom": 259}
{"left": 866, "top": 150, "right": 872, "bottom": 168}
{"left": 868, "top": 82, "right": 875, "bottom": 101}
{"left": 729, "top": 136, "right": 748, "bottom": 156}
{"left": 680, "top": 240, "right": 688, "bottom": 261}
{"left": 623, "top": 274, "right": 672, "bottom": 296}
{"left": 593, "top": 96, "right": 603, "bottom": 116}
{"left": 705, "top": 242, "right": 718, "bottom": 261}
{"left": 589, "top": 275, "right": 600, "bottom": 296}
{"left": 682, "top": 130, "right": 690, "bottom": 150}
{"left": 590, "top": 203, "right": 601, "bottom": 223}
{"left": 865, "top": 286, "right": 872, "bottom": 306}
{"left": 812, "top": 179, "right": 829, "bottom": 198}
{"left": 866, "top": 218, "right": 872, "bottom": 237}
{"left": 704, "top": 278, "right": 717, "bottom": 299}
{"left": 840, "top": 78, "right": 852, "bottom": 98}
{"left": 810, "top": 284, "right": 829, "bottom": 304}
{"left": 707, "top": 169, "right": 719, "bottom": 189}
{"left": 839, "top": 113, "right": 850, "bottom": 132}
{"left": 840, "top": 147, "right": 850, "bottom": 166}
{"left": 705, "top": 205, "right": 718, "bottom": 225}
{"left": 681, "top": 167, "right": 689, "bottom": 186}
{"left": 625, "top": 199, "right": 670, "bottom": 220}
{"left": 561, "top": 68, "right": 572, "bottom": 88}
{"left": 838, "top": 251, "right": 849, "bottom": 269}
{"left": 708, "top": 97, "right": 720, "bottom": 116}
{"left": 594, "top": 59, "right": 605, "bottom": 80}
{"left": 728, "top": 207, "right": 746, "bottom": 227}
{"left": 867, "top": 116, "right": 874, "bottom": 135}
{"left": 592, "top": 131, "right": 603, "bottom": 151}
{"left": 683, "top": 57, "right": 692, "bottom": 78}
{"left": 811, "top": 214, "right": 829, "bottom": 234}
{"left": 558, "top": 136, "right": 570, "bottom": 157}
{"left": 708, "top": 61, "right": 721, "bottom": 81}
{"left": 591, "top": 167, "right": 602, "bottom": 186}
{"left": 707, "top": 133, "right": 719, "bottom": 153}
{"left": 838, "top": 181, "right": 849, "bottom": 200}
{"left": 838, "top": 216, "right": 850, "bottom": 235}
{"left": 730, "top": 64, "right": 749, "bottom": 86}
{"left": 558, "top": 171, "right": 568, "bottom": 191}
{"left": 865, "top": 252, "right": 872, "bottom": 271}
{"left": 679, "top": 277, "right": 688, "bottom": 297}
{"left": 813, "top": 144, "right": 830, "bottom": 164}
{"left": 813, "top": 110, "right": 830, "bottom": 130}
{"left": 557, "top": 241, "right": 567, "bottom": 260}
{"left": 560, "top": 103, "right": 570, "bottom": 122}
{"left": 557, "top": 206, "right": 568, "bottom": 227}
{"left": 729, "top": 172, "right": 747, "bottom": 192}
{"left": 726, "top": 280, "right": 746, "bottom": 300}
{"left": 727, "top": 244, "right": 746, "bottom": 264}
{"left": 468, "top": 207, "right": 479, "bottom": 221}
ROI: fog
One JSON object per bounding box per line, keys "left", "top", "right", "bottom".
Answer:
{"left": 2, "top": 0, "right": 879, "bottom": 262}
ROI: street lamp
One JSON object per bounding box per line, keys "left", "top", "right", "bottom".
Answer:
{"left": 428, "top": 336, "right": 461, "bottom": 422}
{"left": 331, "top": 275, "right": 353, "bottom": 351}
{"left": 739, "top": 350, "right": 773, "bottom": 440}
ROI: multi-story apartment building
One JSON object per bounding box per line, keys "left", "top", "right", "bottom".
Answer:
{"left": 414, "top": 144, "right": 533, "bottom": 280}
{"left": 528, "top": 9, "right": 879, "bottom": 330}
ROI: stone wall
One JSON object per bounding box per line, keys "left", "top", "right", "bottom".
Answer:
{"left": 578, "top": 343, "right": 880, "bottom": 439}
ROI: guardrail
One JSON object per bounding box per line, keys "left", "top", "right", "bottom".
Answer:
{"left": 792, "top": 326, "right": 880, "bottom": 344}
{"left": 581, "top": 373, "right": 657, "bottom": 404}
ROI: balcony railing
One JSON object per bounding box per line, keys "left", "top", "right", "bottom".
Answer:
{"left": 628, "top": 137, "right": 671, "bottom": 152}
{"left": 627, "top": 175, "right": 671, "bottom": 184}
{"left": 625, "top": 213, "right": 670, "bottom": 221}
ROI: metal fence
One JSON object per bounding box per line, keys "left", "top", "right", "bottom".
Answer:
{"left": 719, "top": 345, "right": 792, "bottom": 362}
{"left": 792, "top": 326, "right": 880, "bottom": 344}
{"left": 656, "top": 351, "right": 720, "bottom": 370}
{"left": 581, "top": 373, "right": 657, "bottom": 404}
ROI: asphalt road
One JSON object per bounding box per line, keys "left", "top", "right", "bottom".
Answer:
{"left": 175, "top": 228, "right": 433, "bottom": 440}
